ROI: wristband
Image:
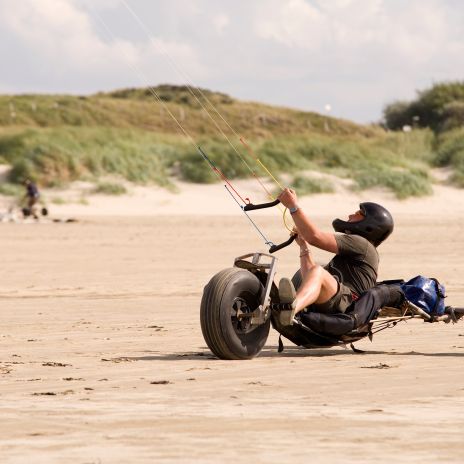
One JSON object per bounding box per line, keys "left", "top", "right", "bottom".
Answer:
{"left": 289, "top": 205, "right": 299, "bottom": 214}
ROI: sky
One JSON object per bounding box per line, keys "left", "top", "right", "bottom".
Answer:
{"left": 0, "top": 0, "right": 463, "bottom": 123}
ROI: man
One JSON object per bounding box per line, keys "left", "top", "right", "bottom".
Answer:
{"left": 23, "top": 179, "right": 40, "bottom": 218}
{"left": 271, "top": 188, "right": 394, "bottom": 326}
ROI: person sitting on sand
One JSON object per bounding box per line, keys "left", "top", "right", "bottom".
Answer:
{"left": 23, "top": 179, "right": 40, "bottom": 218}
{"left": 271, "top": 188, "right": 394, "bottom": 326}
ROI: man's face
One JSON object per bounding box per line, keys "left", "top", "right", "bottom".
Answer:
{"left": 348, "top": 210, "right": 364, "bottom": 223}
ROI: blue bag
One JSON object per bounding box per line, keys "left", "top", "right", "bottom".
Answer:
{"left": 400, "top": 276, "right": 446, "bottom": 316}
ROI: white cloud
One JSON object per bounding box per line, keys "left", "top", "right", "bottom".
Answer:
{"left": 252, "top": 0, "right": 462, "bottom": 65}
{"left": 255, "top": 0, "right": 328, "bottom": 49}
{"left": 0, "top": 0, "right": 462, "bottom": 121}
{"left": 212, "top": 13, "right": 230, "bottom": 34}
{"left": 1, "top": 0, "right": 97, "bottom": 59}
{"left": 0, "top": 0, "right": 204, "bottom": 90}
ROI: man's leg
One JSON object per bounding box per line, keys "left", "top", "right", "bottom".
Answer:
{"left": 293, "top": 265, "right": 339, "bottom": 313}
{"left": 291, "top": 244, "right": 338, "bottom": 313}
{"left": 273, "top": 246, "right": 339, "bottom": 325}
{"left": 29, "top": 197, "right": 39, "bottom": 219}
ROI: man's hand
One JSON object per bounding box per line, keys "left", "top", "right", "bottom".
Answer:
{"left": 283, "top": 195, "right": 339, "bottom": 255}
{"left": 278, "top": 188, "right": 298, "bottom": 209}
{"left": 294, "top": 231, "right": 308, "bottom": 248}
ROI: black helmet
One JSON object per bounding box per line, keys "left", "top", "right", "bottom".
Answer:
{"left": 332, "top": 202, "right": 394, "bottom": 247}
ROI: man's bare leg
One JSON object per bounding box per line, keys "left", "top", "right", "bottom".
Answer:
{"left": 293, "top": 266, "right": 339, "bottom": 313}
{"left": 292, "top": 242, "right": 338, "bottom": 313}
{"left": 273, "top": 237, "right": 339, "bottom": 325}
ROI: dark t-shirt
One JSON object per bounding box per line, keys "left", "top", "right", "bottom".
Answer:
{"left": 26, "top": 183, "right": 39, "bottom": 198}
{"left": 324, "top": 234, "right": 379, "bottom": 296}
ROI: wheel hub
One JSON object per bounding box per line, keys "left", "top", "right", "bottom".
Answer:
{"left": 232, "top": 297, "right": 254, "bottom": 333}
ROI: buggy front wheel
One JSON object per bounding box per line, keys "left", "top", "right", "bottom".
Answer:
{"left": 200, "top": 268, "right": 270, "bottom": 360}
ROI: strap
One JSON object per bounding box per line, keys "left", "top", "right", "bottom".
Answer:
{"left": 278, "top": 334, "right": 284, "bottom": 353}
{"left": 430, "top": 278, "right": 445, "bottom": 318}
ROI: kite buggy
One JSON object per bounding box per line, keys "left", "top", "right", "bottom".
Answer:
{"left": 200, "top": 251, "right": 464, "bottom": 360}
{"left": 200, "top": 196, "right": 464, "bottom": 360}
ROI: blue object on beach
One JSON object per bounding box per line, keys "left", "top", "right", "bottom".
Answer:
{"left": 401, "top": 276, "right": 446, "bottom": 316}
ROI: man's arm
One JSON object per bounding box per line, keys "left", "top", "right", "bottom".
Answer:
{"left": 278, "top": 188, "right": 338, "bottom": 254}
{"left": 291, "top": 207, "right": 338, "bottom": 253}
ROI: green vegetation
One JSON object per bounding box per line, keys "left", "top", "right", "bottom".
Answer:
{"left": 291, "top": 175, "right": 335, "bottom": 195}
{"left": 0, "top": 87, "right": 375, "bottom": 138}
{"left": 383, "top": 81, "right": 464, "bottom": 133}
{"left": 105, "top": 85, "right": 234, "bottom": 107}
{"left": 434, "top": 128, "right": 464, "bottom": 187}
{"left": 382, "top": 81, "right": 464, "bottom": 189}
{"left": 354, "top": 168, "right": 432, "bottom": 199}
{"left": 50, "top": 196, "right": 67, "bottom": 205}
{"left": 94, "top": 181, "right": 128, "bottom": 195}
{"left": 0, "top": 182, "right": 22, "bottom": 197}
{"left": 0, "top": 127, "right": 184, "bottom": 188}
{"left": 176, "top": 131, "right": 435, "bottom": 198}
{"left": 0, "top": 83, "right": 463, "bottom": 200}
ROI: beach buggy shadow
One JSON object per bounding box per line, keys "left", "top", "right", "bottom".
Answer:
{"left": 125, "top": 345, "right": 464, "bottom": 361}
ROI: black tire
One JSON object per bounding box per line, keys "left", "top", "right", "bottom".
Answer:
{"left": 200, "top": 268, "right": 270, "bottom": 360}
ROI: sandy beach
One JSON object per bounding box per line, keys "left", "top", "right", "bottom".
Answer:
{"left": 1, "top": 181, "right": 464, "bottom": 463}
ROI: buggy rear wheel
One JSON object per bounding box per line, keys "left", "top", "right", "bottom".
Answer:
{"left": 200, "top": 268, "right": 270, "bottom": 360}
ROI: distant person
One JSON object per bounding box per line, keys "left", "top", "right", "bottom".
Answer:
{"left": 23, "top": 179, "right": 40, "bottom": 218}
{"left": 271, "top": 188, "right": 394, "bottom": 326}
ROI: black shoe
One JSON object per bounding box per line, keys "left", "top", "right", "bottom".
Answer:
{"left": 279, "top": 278, "right": 296, "bottom": 303}
{"left": 270, "top": 302, "right": 296, "bottom": 326}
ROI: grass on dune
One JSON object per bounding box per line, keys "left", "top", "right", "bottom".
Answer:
{"left": 434, "top": 128, "right": 464, "bottom": 187}
{"left": 0, "top": 127, "right": 187, "bottom": 188}
{"left": 1, "top": 86, "right": 461, "bottom": 199}
{"left": 0, "top": 86, "right": 386, "bottom": 141}
{"left": 94, "top": 181, "right": 128, "bottom": 195}
{"left": 290, "top": 175, "right": 335, "bottom": 195}
{"left": 0, "top": 125, "right": 437, "bottom": 199}
{"left": 0, "top": 182, "right": 22, "bottom": 197}
{"left": 180, "top": 130, "right": 435, "bottom": 198}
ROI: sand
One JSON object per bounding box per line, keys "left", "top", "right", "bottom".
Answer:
{"left": 1, "top": 181, "right": 464, "bottom": 463}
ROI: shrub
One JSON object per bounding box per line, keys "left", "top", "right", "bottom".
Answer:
{"left": 2, "top": 127, "right": 181, "bottom": 188}
{"left": 383, "top": 81, "right": 464, "bottom": 132}
{"left": 94, "top": 182, "right": 127, "bottom": 195}
{"left": 291, "top": 175, "right": 335, "bottom": 195}
{"left": 0, "top": 182, "right": 22, "bottom": 197}
{"left": 434, "top": 128, "right": 464, "bottom": 187}
{"left": 179, "top": 139, "right": 252, "bottom": 183}
{"left": 383, "top": 101, "right": 414, "bottom": 131}
{"left": 179, "top": 156, "right": 217, "bottom": 183}
{"left": 442, "top": 101, "right": 464, "bottom": 131}
{"left": 50, "top": 196, "right": 67, "bottom": 204}
{"left": 371, "top": 129, "right": 435, "bottom": 163}
{"left": 434, "top": 128, "right": 464, "bottom": 167}
{"left": 449, "top": 171, "right": 464, "bottom": 187}
{"left": 354, "top": 167, "right": 432, "bottom": 199}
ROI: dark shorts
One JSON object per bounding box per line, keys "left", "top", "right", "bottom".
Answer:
{"left": 307, "top": 280, "right": 354, "bottom": 315}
